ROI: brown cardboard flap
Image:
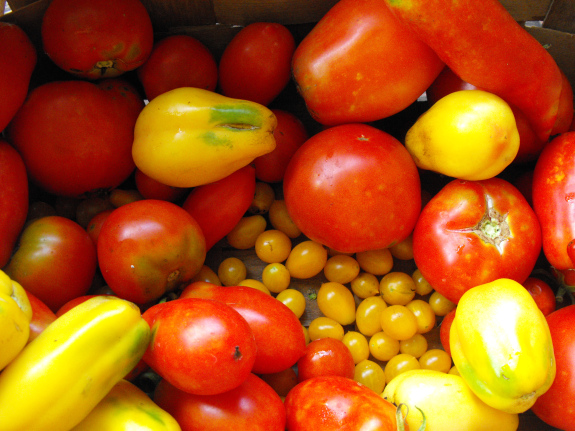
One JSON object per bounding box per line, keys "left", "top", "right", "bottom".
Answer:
{"left": 543, "top": 0, "right": 575, "bottom": 33}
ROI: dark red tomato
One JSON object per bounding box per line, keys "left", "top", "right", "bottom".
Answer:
{"left": 284, "top": 375, "right": 400, "bottom": 431}
{"left": 218, "top": 22, "right": 295, "bottom": 106}
{"left": 86, "top": 209, "right": 114, "bottom": 246}
{"left": 413, "top": 178, "right": 542, "bottom": 304}
{"left": 0, "top": 140, "right": 28, "bottom": 268}
{"left": 253, "top": 109, "right": 309, "bottom": 183}
{"left": 0, "top": 22, "right": 36, "bottom": 132}
{"left": 180, "top": 282, "right": 306, "bottom": 374}
{"left": 439, "top": 308, "right": 456, "bottom": 357}
{"left": 25, "top": 290, "right": 57, "bottom": 344}
{"left": 551, "top": 71, "right": 574, "bottom": 136}
{"left": 259, "top": 366, "right": 298, "bottom": 398}
{"left": 522, "top": 277, "right": 556, "bottom": 316}
{"left": 137, "top": 34, "right": 218, "bottom": 101}
{"left": 143, "top": 297, "right": 257, "bottom": 396}
{"left": 283, "top": 123, "right": 421, "bottom": 253}
{"left": 4, "top": 216, "right": 98, "bottom": 312}
{"left": 296, "top": 337, "right": 355, "bottom": 382}
{"left": 97, "top": 199, "right": 206, "bottom": 304}
{"left": 41, "top": 0, "right": 153, "bottom": 79}
{"left": 56, "top": 294, "right": 108, "bottom": 317}
{"left": 8, "top": 79, "right": 142, "bottom": 198}
{"left": 531, "top": 305, "right": 575, "bottom": 430}
{"left": 182, "top": 165, "right": 256, "bottom": 251}
{"left": 134, "top": 168, "right": 189, "bottom": 203}
{"left": 154, "top": 373, "right": 286, "bottom": 431}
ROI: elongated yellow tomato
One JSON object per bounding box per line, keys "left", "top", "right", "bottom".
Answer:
{"left": 0, "top": 295, "right": 151, "bottom": 431}
{"left": 382, "top": 369, "right": 519, "bottom": 431}
{"left": 132, "top": 87, "right": 277, "bottom": 188}
{"left": 450, "top": 278, "right": 555, "bottom": 414}
{"left": 71, "top": 379, "right": 181, "bottom": 431}
{"left": 405, "top": 90, "right": 520, "bottom": 180}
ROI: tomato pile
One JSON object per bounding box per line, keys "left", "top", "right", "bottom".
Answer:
{"left": 1, "top": 0, "right": 575, "bottom": 430}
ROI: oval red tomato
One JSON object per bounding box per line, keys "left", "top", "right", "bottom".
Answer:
{"left": 134, "top": 168, "right": 189, "bottom": 203}
{"left": 296, "top": 337, "right": 355, "bottom": 382}
{"left": 283, "top": 123, "right": 421, "bottom": 253}
{"left": 522, "top": 277, "right": 556, "bottom": 316}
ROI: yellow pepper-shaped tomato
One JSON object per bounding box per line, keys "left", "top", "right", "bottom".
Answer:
{"left": 0, "top": 269, "right": 32, "bottom": 370}
{"left": 405, "top": 90, "right": 520, "bottom": 181}
{"left": 450, "top": 278, "right": 555, "bottom": 414}
{"left": 71, "top": 379, "right": 181, "bottom": 431}
{"left": 382, "top": 369, "right": 519, "bottom": 431}
{"left": 0, "top": 295, "right": 151, "bottom": 431}
{"left": 132, "top": 87, "right": 277, "bottom": 188}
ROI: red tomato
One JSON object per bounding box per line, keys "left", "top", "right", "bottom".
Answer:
{"left": 134, "top": 168, "right": 189, "bottom": 203}
{"left": 41, "top": 0, "right": 153, "bottom": 79}
{"left": 284, "top": 375, "right": 400, "bottom": 431}
{"left": 143, "top": 297, "right": 257, "bottom": 395}
{"left": 253, "top": 109, "right": 309, "bottom": 183}
{"left": 180, "top": 282, "right": 306, "bottom": 374}
{"left": 154, "top": 373, "right": 286, "bottom": 431}
{"left": 296, "top": 337, "right": 355, "bottom": 382}
{"left": 182, "top": 165, "right": 256, "bottom": 251}
{"left": 97, "top": 199, "right": 206, "bottom": 304}
{"left": 56, "top": 294, "right": 107, "bottom": 317}
{"left": 0, "top": 140, "right": 28, "bottom": 268}
{"left": 25, "top": 290, "right": 57, "bottom": 343}
{"left": 0, "top": 22, "right": 36, "bottom": 132}
{"left": 137, "top": 34, "right": 218, "bottom": 101}
{"left": 8, "top": 79, "right": 143, "bottom": 198}
{"left": 522, "top": 277, "right": 556, "bottom": 316}
{"left": 5, "top": 216, "right": 98, "bottom": 312}
{"left": 85, "top": 208, "right": 114, "bottom": 246}
{"left": 218, "top": 22, "right": 295, "bottom": 106}
{"left": 413, "top": 178, "right": 542, "bottom": 304}
{"left": 531, "top": 305, "right": 575, "bottom": 430}
{"left": 439, "top": 308, "right": 456, "bottom": 357}
{"left": 551, "top": 71, "right": 574, "bottom": 136}
{"left": 291, "top": 0, "right": 444, "bottom": 126}
{"left": 283, "top": 123, "right": 421, "bottom": 253}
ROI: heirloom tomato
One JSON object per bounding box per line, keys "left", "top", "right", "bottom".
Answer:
{"left": 413, "top": 178, "right": 541, "bottom": 304}
{"left": 283, "top": 123, "right": 421, "bottom": 253}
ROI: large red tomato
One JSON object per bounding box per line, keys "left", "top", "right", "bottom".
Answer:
{"left": 41, "top": 0, "right": 153, "bottom": 79}
{"left": 283, "top": 123, "right": 421, "bottom": 253}
{"left": 413, "top": 178, "right": 542, "bottom": 304}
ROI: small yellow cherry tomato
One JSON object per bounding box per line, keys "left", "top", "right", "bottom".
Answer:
{"left": 191, "top": 265, "right": 222, "bottom": 285}
{"left": 419, "top": 348, "right": 452, "bottom": 373}
{"left": 389, "top": 233, "right": 414, "bottom": 260}
{"left": 238, "top": 278, "right": 271, "bottom": 295}
{"left": 412, "top": 268, "right": 433, "bottom": 296}
{"left": 308, "top": 316, "right": 344, "bottom": 341}
{"left": 226, "top": 215, "right": 267, "bottom": 250}
{"left": 217, "top": 257, "right": 247, "bottom": 286}
{"left": 261, "top": 262, "right": 291, "bottom": 293}
{"left": 428, "top": 290, "right": 457, "bottom": 316}
{"left": 399, "top": 333, "right": 428, "bottom": 358}
{"left": 268, "top": 199, "right": 301, "bottom": 239}
{"left": 449, "top": 365, "right": 460, "bottom": 376}
{"left": 379, "top": 272, "right": 416, "bottom": 305}
{"left": 255, "top": 229, "right": 292, "bottom": 263}
{"left": 355, "top": 295, "right": 387, "bottom": 337}
{"left": 354, "top": 359, "right": 386, "bottom": 394}
{"left": 342, "top": 331, "right": 370, "bottom": 364}
{"left": 355, "top": 248, "right": 394, "bottom": 276}
{"left": 406, "top": 299, "right": 436, "bottom": 334}
{"left": 350, "top": 272, "right": 380, "bottom": 299}
{"left": 276, "top": 288, "right": 306, "bottom": 319}
{"left": 302, "top": 325, "right": 310, "bottom": 345}
{"left": 384, "top": 353, "right": 421, "bottom": 383}
{"left": 369, "top": 331, "right": 400, "bottom": 362}
{"left": 285, "top": 240, "right": 327, "bottom": 279}
{"left": 323, "top": 254, "right": 360, "bottom": 284}
{"left": 380, "top": 304, "right": 418, "bottom": 341}
{"left": 317, "top": 281, "right": 356, "bottom": 326}
{"left": 249, "top": 181, "right": 275, "bottom": 215}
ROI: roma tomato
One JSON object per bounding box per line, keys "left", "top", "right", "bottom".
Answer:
{"left": 154, "top": 373, "right": 286, "bottom": 431}
{"left": 413, "top": 178, "right": 542, "bottom": 304}
{"left": 41, "top": 0, "right": 153, "bottom": 79}
{"left": 143, "top": 297, "right": 257, "bottom": 396}
{"left": 283, "top": 123, "right": 421, "bottom": 253}
{"left": 97, "top": 200, "right": 206, "bottom": 305}
{"left": 284, "top": 375, "right": 400, "bottom": 431}
{"left": 296, "top": 337, "right": 355, "bottom": 382}
{"left": 4, "top": 216, "right": 98, "bottom": 312}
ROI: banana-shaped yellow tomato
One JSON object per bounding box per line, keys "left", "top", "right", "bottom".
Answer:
{"left": 132, "top": 87, "right": 277, "bottom": 188}
{"left": 450, "top": 278, "right": 555, "bottom": 414}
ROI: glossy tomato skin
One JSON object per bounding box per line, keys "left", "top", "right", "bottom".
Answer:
{"left": 522, "top": 277, "right": 556, "bottom": 316}
{"left": 154, "top": 373, "right": 286, "bottom": 431}
{"left": 97, "top": 199, "right": 206, "bottom": 304}
{"left": 8, "top": 79, "right": 142, "bottom": 198}
{"left": 531, "top": 305, "right": 575, "bottom": 430}
{"left": 41, "top": 0, "right": 153, "bottom": 79}
{"left": 143, "top": 297, "right": 257, "bottom": 396}
{"left": 413, "top": 178, "right": 542, "bottom": 304}
{"left": 283, "top": 123, "right": 421, "bottom": 253}
{"left": 134, "top": 168, "right": 189, "bottom": 203}
{"left": 218, "top": 22, "right": 295, "bottom": 106}
{"left": 284, "top": 375, "right": 399, "bottom": 431}
{"left": 5, "top": 216, "right": 98, "bottom": 312}
{"left": 25, "top": 290, "right": 57, "bottom": 343}
{"left": 296, "top": 337, "right": 355, "bottom": 382}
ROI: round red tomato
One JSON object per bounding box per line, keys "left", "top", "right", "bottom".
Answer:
{"left": 25, "top": 290, "right": 57, "bottom": 343}
{"left": 97, "top": 199, "right": 206, "bottom": 304}
{"left": 531, "top": 305, "right": 575, "bottom": 430}
{"left": 5, "top": 216, "right": 98, "bottom": 312}
{"left": 522, "top": 277, "right": 556, "bottom": 316}
{"left": 413, "top": 178, "right": 542, "bottom": 304}
{"left": 284, "top": 375, "right": 400, "bottom": 431}
{"left": 283, "top": 123, "right": 421, "bottom": 253}
{"left": 296, "top": 337, "right": 355, "bottom": 382}
{"left": 439, "top": 308, "right": 456, "bottom": 357}
{"left": 218, "top": 22, "right": 295, "bottom": 106}
{"left": 154, "top": 373, "right": 286, "bottom": 431}
{"left": 41, "top": 0, "right": 153, "bottom": 79}
{"left": 134, "top": 168, "right": 189, "bottom": 203}
{"left": 143, "top": 297, "right": 257, "bottom": 396}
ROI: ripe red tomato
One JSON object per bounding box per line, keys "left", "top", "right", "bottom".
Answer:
{"left": 296, "top": 337, "right": 355, "bottom": 382}
{"left": 413, "top": 178, "right": 542, "bottom": 304}
{"left": 283, "top": 123, "right": 421, "bottom": 253}
{"left": 284, "top": 375, "right": 400, "bottom": 431}
{"left": 154, "top": 373, "right": 286, "bottom": 431}
{"left": 41, "top": 0, "right": 153, "bottom": 79}
{"left": 8, "top": 79, "right": 143, "bottom": 198}
{"left": 143, "top": 297, "right": 257, "bottom": 396}
{"left": 85, "top": 208, "right": 114, "bottom": 246}
{"left": 25, "top": 290, "right": 57, "bottom": 343}
{"left": 5, "top": 216, "right": 98, "bottom": 312}
{"left": 218, "top": 22, "right": 295, "bottom": 106}
{"left": 134, "top": 168, "right": 189, "bottom": 203}
{"left": 137, "top": 34, "right": 218, "bottom": 101}
{"left": 97, "top": 199, "right": 206, "bottom": 304}
{"left": 439, "top": 308, "right": 456, "bottom": 357}
{"left": 531, "top": 305, "right": 575, "bottom": 430}
{"left": 522, "top": 277, "right": 556, "bottom": 316}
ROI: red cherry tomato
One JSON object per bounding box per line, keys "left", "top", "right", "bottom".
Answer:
{"left": 522, "top": 277, "right": 556, "bottom": 316}
{"left": 134, "top": 168, "right": 189, "bottom": 203}
{"left": 25, "top": 290, "right": 57, "bottom": 343}
{"left": 296, "top": 337, "right": 355, "bottom": 382}
{"left": 85, "top": 209, "right": 114, "bottom": 246}
{"left": 439, "top": 308, "right": 456, "bottom": 357}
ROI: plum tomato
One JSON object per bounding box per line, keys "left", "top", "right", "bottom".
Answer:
{"left": 296, "top": 337, "right": 355, "bottom": 382}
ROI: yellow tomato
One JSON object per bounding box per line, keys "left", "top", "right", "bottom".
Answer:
{"left": 379, "top": 271, "right": 416, "bottom": 305}
{"left": 419, "top": 348, "right": 452, "bottom": 373}
{"left": 369, "top": 331, "right": 400, "bottom": 362}
{"left": 384, "top": 353, "right": 420, "bottom": 384}
{"left": 249, "top": 181, "right": 275, "bottom": 215}
{"left": 276, "top": 288, "right": 306, "bottom": 319}
{"left": 354, "top": 359, "right": 386, "bottom": 394}
{"left": 405, "top": 299, "right": 436, "bottom": 334}
{"left": 317, "top": 281, "right": 356, "bottom": 326}
{"left": 428, "top": 290, "right": 456, "bottom": 316}
{"left": 355, "top": 295, "right": 387, "bottom": 337}
{"left": 380, "top": 304, "right": 418, "bottom": 341}
{"left": 342, "top": 331, "right": 370, "bottom": 364}
{"left": 261, "top": 262, "right": 291, "bottom": 293}
{"left": 226, "top": 215, "right": 267, "bottom": 250}
{"left": 255, "top": 229, "right": 292, "bottom": 263}
{"left": 191, "top": 265, "right": 222, "bottom": 286}
{"left": 399, "top": 333, "right": 428, "bottom": 358}
{"left": 285, "top": 240, "right": 327, "bottom": 279}
{"left": 350, "top": 272, "right": 380, "bottom": 299}
{"left": 355, "top": 248, "right": 394, "bottom": 275}
{"left": 307, "top": 316, "right": 344, "bottom": 341}
{"left": 268, "top": 199, "right": 302, "bottom": 239}
{"left": 323, "top": 254, "right": 360, "bottom": 284}
{"left": 217, "top": 257, "right": 247, "bottom": 286}
{"left": 238, "top": 278, "right": 271, "bottom": 295}
{"left": 411, "top": 268, "right": 433, "bottom": 296}
{"left": 389, "top": 233, "right": 414, "bottom": 260}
